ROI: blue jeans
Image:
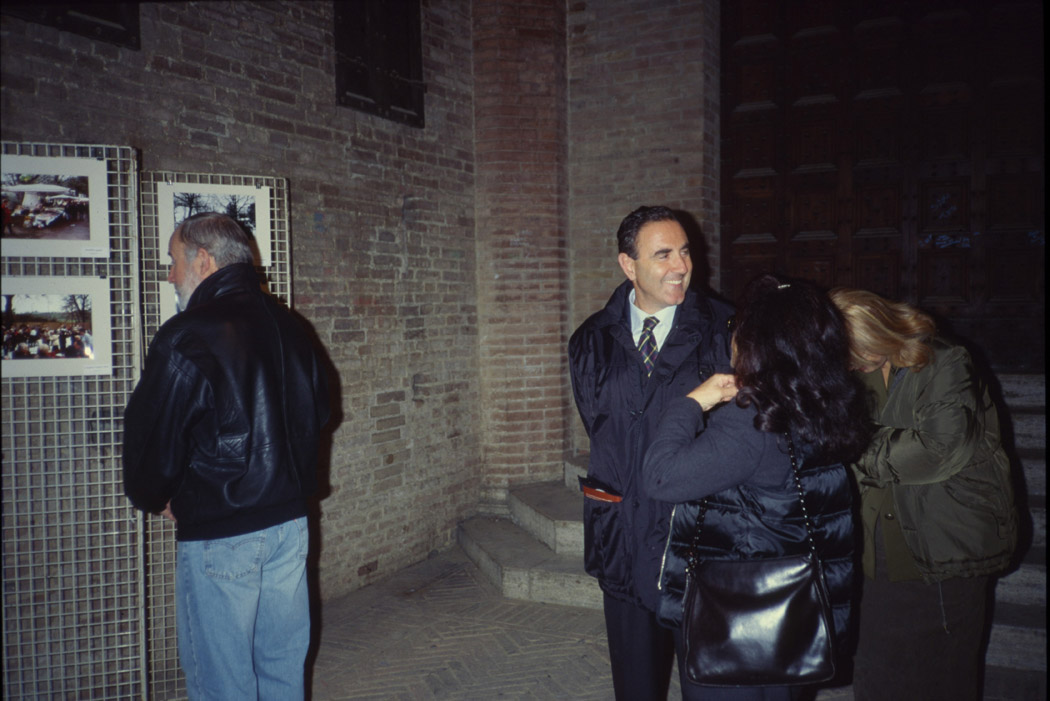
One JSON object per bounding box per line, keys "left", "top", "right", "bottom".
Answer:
{"left": 176, "top": 517, "right": 310, "bottom": 701}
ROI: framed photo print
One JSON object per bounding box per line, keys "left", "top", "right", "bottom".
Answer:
{"left": 2, "top": 276, "right": 113, "bottom": 377}
{"left": 156, "top": 182, "right": 272, "bottom": 267}
{"left": 1, "top": 154, "right": 109, "bottom": 258}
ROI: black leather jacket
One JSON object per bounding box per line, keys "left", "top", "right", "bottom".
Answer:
{"left": 569, "top": 281, "right": 734, "bottom": 610}
{"left": 123, "top": 263, "right": 330, "bottom": 541}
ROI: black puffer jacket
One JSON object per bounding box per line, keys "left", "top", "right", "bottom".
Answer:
{"left": 643, "top": 398, "right": 855, "bottom": 650}
{"left": 569, "top": 281, "right": 734, "bottom": 609}
{"left": 123, "top": 263, "right": 330, "bottom": 541}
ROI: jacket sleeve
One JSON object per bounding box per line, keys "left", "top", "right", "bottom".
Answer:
{"left": 122, "top": 338, "right": 207, "bottom": 514}
{"left": 568, "top": 331, "right": 597, "bottom": 438}
{"left": 853, "top": 344, "right": 982, "bottom": 486}
{"left": 642, "top": 398, "right": 763, "bottom": 502}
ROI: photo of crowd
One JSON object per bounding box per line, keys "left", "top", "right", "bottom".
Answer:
{"left": 2, "top": 173, "right": 91, "bottom": 242}
{"left": 2, "top": 293, "right": 94, "bottom": 361}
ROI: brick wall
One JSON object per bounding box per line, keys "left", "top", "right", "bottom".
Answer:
{"left": 565, "top": 0, "right": 722, "bottom": 454}
{"left": 473, "top": 0, "right": 571, "bottom": 505}
{"left": 1, "top": 1, "right": 481, "bottom": 600}
{"left": 0, "top": 0, "right": 723, "bottom": 598}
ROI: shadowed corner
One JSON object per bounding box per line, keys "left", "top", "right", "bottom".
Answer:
{"left": 288, "top": 307, "right": 344, "bottom": 699}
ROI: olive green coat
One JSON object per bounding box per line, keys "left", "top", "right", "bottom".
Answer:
{"left": 853, "top": 337, "right": 1018, "bottom": 582}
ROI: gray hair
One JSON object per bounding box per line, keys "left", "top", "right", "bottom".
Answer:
{"left": 176, "top": 212, "right": 256, "bottom": 267}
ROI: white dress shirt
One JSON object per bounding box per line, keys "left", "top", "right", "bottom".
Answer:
{"left": 628, "top": 288, "right": 677, "bottom": 352}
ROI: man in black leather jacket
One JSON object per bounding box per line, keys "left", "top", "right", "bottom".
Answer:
{"left": 123, "top": 212, "right": 330, "bottom": 700}
{"left": 568, "top": 206, "right": 733, "bottom": 700}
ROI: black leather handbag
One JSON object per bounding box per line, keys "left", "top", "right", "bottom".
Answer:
{"left": 682, "top": 434, "right": 836, "bottom": 687}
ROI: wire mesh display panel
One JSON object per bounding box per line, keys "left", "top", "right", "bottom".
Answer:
{"left": 138, "top": 170, "right": 290, "bottom": 699}
{"left": 1, "top": 142, "right": 144, "bottom": 699}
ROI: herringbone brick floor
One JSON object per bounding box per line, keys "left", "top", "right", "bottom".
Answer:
{"left": 309, "top": 547, "right": 855, "bottom": 700}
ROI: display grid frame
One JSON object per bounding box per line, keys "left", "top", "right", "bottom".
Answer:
{"left": 1, "top": 141, "right": 145, "bottom": 700}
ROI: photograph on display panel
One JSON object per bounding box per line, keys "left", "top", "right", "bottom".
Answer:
{"left": 1, "top": 276, "right": 112, "bottom": 377}
{"left": 154, "top": 181, "right": 273, "bottom": 327}
{"left": 156, "top": 182, "right": 272, "bottom": 267}
{"left": 1, "top": 155, "right": 110, "bottom": 258}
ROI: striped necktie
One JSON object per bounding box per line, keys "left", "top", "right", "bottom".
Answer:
{"left": 638, "top": 316, "right": 659, "bottom": 376}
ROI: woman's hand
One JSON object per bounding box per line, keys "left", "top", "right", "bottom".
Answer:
{"left": 687, "top": 373, "right": 739, "bottom": 411}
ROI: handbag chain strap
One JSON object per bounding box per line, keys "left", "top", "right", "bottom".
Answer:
{"left": 686, "top": 432, "right": 818, "bottom": 577}
{"left": 785, "top": 432, "right": 820, "bottom": 557}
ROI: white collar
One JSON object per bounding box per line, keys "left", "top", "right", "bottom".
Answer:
{"left": 628, "top": 288, "right": 677, "bottom": 350}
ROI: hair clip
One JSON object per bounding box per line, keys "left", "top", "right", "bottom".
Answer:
{"left": 777, "top": 283, "right": 791, "bottom": 289}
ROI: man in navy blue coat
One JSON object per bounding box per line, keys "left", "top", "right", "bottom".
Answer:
{"left": 568, "top": 206, "right": 733, "bottom": 699}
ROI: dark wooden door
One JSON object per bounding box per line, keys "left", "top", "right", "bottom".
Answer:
{"left": 720, "top": 0, "right": 1044, "bottom": 372}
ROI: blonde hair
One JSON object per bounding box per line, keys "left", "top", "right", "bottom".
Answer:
{"left": 829, "top": 288, "right": 936, "bottom": 371}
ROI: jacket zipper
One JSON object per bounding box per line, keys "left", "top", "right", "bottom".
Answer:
{"left": 657, "top": 503, "right": 677, "bottom": 591}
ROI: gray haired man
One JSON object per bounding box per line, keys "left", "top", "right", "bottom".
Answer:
{"left": 124, "top": 212, "right": 330, "bottom": 699}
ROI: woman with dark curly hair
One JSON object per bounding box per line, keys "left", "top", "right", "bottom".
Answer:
{"left": 642, "top": 274, "right": 870, "bottom": 700}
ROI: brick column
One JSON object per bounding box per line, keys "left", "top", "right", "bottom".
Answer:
{"left": 473, "top": 0, "right": 570, "bottom": 505}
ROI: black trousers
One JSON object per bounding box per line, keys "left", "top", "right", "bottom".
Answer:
{"left": 853, "top": 568, "right": 991, "bottom": 701}
{"left": 603, "top": 592, "right": 675, "bottom": 700}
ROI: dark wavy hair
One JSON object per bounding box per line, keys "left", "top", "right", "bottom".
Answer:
{"left": 616, "top": 205, "right": 680, "bottom": 259}
{"left": 733, "top": 274, "right": 871, "bottom": 461}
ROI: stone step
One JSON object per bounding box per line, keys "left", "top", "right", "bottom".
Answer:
{"left": 998, "top": 374, "right": 1045, "bottom": 410}
{"left": 1029, "top": 504, "right": 1047, "bottom": 552}
{"left": 997, "top": 558, "right": 1046, "bottom": 608}
{"left": 508, "top": 481, "right": 584, "bottom": 555}
{"left": 984, "top": 665, "right": 1047, "bottom": 701}
{"left": 457, "top": 515, "right": 602, "bottom": 610}
{"left": 563, "top": 454, "right": 587, "bottom": 491}
{"left": 986, "top": 373, "right": 1046, "bottom": 688}
{"left": 988, "top": 601, "right": 1047, "bottom": 672}
{"left": 1018, "top": 453, "right": 1045, "bottom": 502}
{"left": 1011, "top": 411, "right": 1047, "bottom": 456}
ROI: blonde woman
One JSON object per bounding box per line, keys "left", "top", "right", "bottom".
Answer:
{"left": 830, "top": 288, "right": 1018, "bottom": 701}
